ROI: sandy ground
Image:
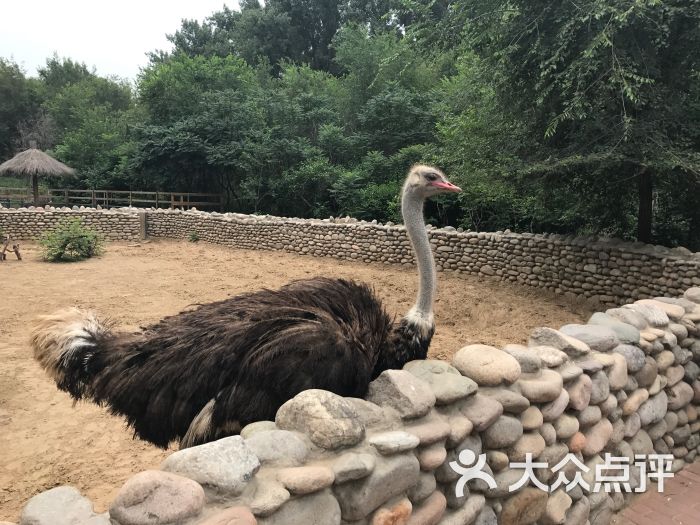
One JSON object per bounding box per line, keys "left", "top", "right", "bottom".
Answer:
{"left": 0, "top": 240, "right": 589, "bottom": 520}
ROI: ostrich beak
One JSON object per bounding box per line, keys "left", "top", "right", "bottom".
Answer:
{"left": 431, "top": 181, "right": 462, "bottom": 193}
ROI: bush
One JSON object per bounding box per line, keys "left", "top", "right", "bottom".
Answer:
{"left": 40, "top": 218, "right": 104, "bottom": 262}
{"left": 188, "top": 231, "right": 200, "bottom": 242}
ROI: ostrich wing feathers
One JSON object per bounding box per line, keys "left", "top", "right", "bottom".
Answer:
{"left": 33, "top": 277, "right": 393, "bottom": 448}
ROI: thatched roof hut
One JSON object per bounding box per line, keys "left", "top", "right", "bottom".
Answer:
{"left": 0, "top": 148, "right": 75, "bottom": 205}
{"left": 0, "top": 148, "right": 75, "bottom": 177}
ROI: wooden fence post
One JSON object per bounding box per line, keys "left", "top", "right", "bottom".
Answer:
{"left": 0, "top": 235, "right": 8, "bottom": 262}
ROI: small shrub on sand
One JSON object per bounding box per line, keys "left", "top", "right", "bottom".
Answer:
{"left": 188, "top": 231, "right": 200, "bottom": 242}
{"left": 40, "top": 218, "right": 104, "bottom": 262}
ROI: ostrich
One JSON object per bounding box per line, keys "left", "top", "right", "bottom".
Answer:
{"left": 31, "top": 165, "right": 461, "bottom": 448}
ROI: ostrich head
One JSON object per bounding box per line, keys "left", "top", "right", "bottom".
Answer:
{"left": 397, "top": 163, "right": 461, "bottom": 349}
{"left": 402, "top": 164, "right": 462, "bottom": 199}
{"left": 371, "top": 163, "right": 461, "bottom": 373}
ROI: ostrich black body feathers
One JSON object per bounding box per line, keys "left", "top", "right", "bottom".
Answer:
{"left": 32, "top": 164, "right": 461, "bottom": 448}
{"left": 32, "top": 277, "right": 432, "bottom": 448}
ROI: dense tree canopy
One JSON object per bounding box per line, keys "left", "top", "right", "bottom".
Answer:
{"left": 466, "top": 0, "right": 700, "bottom": 244}
{"left": 1, "top": 0, "right": 698, "bottom": 248}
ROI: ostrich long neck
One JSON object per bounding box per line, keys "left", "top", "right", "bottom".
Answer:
{"left": 401, "top": 189, "right": 435, "bottom": 324}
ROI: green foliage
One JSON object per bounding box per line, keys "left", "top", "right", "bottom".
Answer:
{"left": 39, "top": 218, "right": 104, "bottom": 262}
{"left": 188, "top": 231, "right": 200, "bottom": 242}
{"left": 45, "top": 76, "right": 131, "bottom": 133}
{"left": 139, "top": 54, "right": 255, "bottom": 124}
{"left": 272, "top": 157, "right": 341, "bottom": 217}
{"left": 37, "top": 55, "right": 94, "bottom": 99}
{"left": 357, "top": 84, "right": 436, "bottom": 155}
{"left": 1, "top": 176, "right": 29, "bottom": 189}
{"left": 466, "top": 0, "right": 700, "bottom": 246}
{"left": 1, "top": 0, "right": 698, "bottom": 249}
{"left": 333, "top": 24, "right": 441, "bottom": 120}
{"left": 0, "top": 58, "right": 40, "bottom": 158}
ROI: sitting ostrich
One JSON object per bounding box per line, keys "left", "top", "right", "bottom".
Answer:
{"left": 31, "top": 165, "right": 461, "bottom": 448}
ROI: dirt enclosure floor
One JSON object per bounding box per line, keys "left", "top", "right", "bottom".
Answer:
{"left": 0, "top": 240, "right": 590, "bottom": 520}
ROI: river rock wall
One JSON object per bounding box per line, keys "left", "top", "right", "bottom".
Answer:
{"left": 145, "top": 210, "right": 700, "bottom": 306}
{"left": 13, "top": 288, "right": 700, "bottom": 525}
{"left": 0, "top": 207, "right": 143, "bottom": 242}
{"left": 2, "top": 205, "right": 699, "bottom": 305}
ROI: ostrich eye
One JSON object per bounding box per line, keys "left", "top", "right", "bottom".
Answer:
{"left": 425, "top": 172, "right": 438, "bottom": 182}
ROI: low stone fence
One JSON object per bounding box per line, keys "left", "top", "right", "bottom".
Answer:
{"left": 146, "top": 210, "right": 700, "bottom": 306}
{"left": 1, "top": 205, "right": 699, "bottom": 305}
{"left": 12, "top": 288, "right": 700, "bottom": 525}
{"left": 0, "top": 207, "right": 143, "bottom": 242}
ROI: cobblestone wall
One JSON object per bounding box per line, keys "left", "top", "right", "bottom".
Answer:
{"left": 146, "top": 209, "right": 700, "bottom": 306}
{"left": 2, "top": 206, "right": 699, "bottom": 305}
{"left": 4, "top": 205, "right": 700, "bottom": 524}
{"left": 14, "top": 289, "right": 700, "bottom": 525}
{"left": 3, "top": 206, "right": 700, "bottom": 304}
{"left": 0, "top": 207, "right": 143, "bottom": 242}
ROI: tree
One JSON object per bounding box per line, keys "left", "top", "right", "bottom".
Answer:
{"left": 432, "top": 52, "right": 531, "bottom": 231}
{"left": 138, "top": 54, "right": 255, "bottom": 124}
{"left": 38, "top": 55, "right": 94, "bottom": 98}
{"left": 267, "top": 0, "right": 343, "bottom": 72}
{"left": 53, "top": 106, "right": 137, "bottom": 189}
{"left": 357, "top": 84, "right": 436, "bottom": 155}
{"left": 0, "top": 59, "right": 39, "bottom": 158}
{"left": 44, "top": 76, "right": 132, "bottom": 136}
{"left": 467, "top": 0, "right": 700, "bottom": 245}
{"left": 333, "top": 24, "right": 441, "bottom": 126}
{"left": 15, "top": 110, "right": 57, "bottom": 151}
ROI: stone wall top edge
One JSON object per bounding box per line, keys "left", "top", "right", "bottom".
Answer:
{"left": 2, "top": 205, "right": 698, "bottom": 261}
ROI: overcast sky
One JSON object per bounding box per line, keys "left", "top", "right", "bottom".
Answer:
{"left": 0, "top": 0, "right": 239, "bottom": 80}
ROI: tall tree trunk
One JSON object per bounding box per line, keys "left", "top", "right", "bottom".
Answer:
{"left": 637, "top": 167, "right": 652, "bottom": 244}
{"left": 689, "top": 202, "right": 700, "bottom": 251}
{"left": 32, "top": 174, "right": 39, "bottom": 206}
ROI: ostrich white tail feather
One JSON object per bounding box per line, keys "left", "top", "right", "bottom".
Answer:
{"left": 181, "top": 399, "right": 216, "bottom": 448}
{"left": 30, "top": 307, "right": 110, "bottom": 382}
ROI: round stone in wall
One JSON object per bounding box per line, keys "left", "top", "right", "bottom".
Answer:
{"left": 482, "top": 416, "right": 524, "bottom": 448}
{"left": 684, "top": 287, "right": 700, "bottom": 303}
{"left": 559, "top": 324, "right": 619, "bottom": 352}
{"left": 276, "top": 465, "right": 335, "bottom": 495}
{"left": 369, "top": 431, "right": 421, "bottom": 455}
{"left": 366, "top": 370, "right": 436, "bottom": 419}
{"left": 403, "top": 359, "right": 477, "bottom": 404}
{"left": 332, "top": 452, "right": 376, "bottom": 484}
{"left": 244, "top": 430, "right": 309, "bottom": 466}
{"left": 517, "top": 370, "right": 564, "bottom": 403}
{"left": 500, "top": 487, "right": 548, "bottom": 525}
{"left": 240, "top": 420, "right": 277, "bottom": 439}
{"left": 275, "top": 389, "right": 365, "bottom": 450}
{"left": 161, "top": 436, "right": 260, "bottom": 495}
{"left": 501, "top": 344, "right": 542, "bottom": 373}
{"left": 452, "top": 345, "right": 521, "bottom": 386}
{"left": 528, "top": 328, "right": 590, "bottom": 357}
{"left": 587, "top": 312, "right": 641, "bottom": 344}
{"left": 19, "top": 486, "right": 109, "bottom": 525}
{"left": 109, "top": 470, "right": 205, "bottom": 525}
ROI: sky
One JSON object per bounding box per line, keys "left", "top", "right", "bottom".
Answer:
{"left": 0, "top": 0, "right": 239, "bottom": 80}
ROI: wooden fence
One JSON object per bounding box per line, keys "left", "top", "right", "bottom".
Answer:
{"left": 0, "top": 187, "right": 32, "bottom": 208}
{"left": 0, "top": 188, "right": 224, "bottom": 211}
